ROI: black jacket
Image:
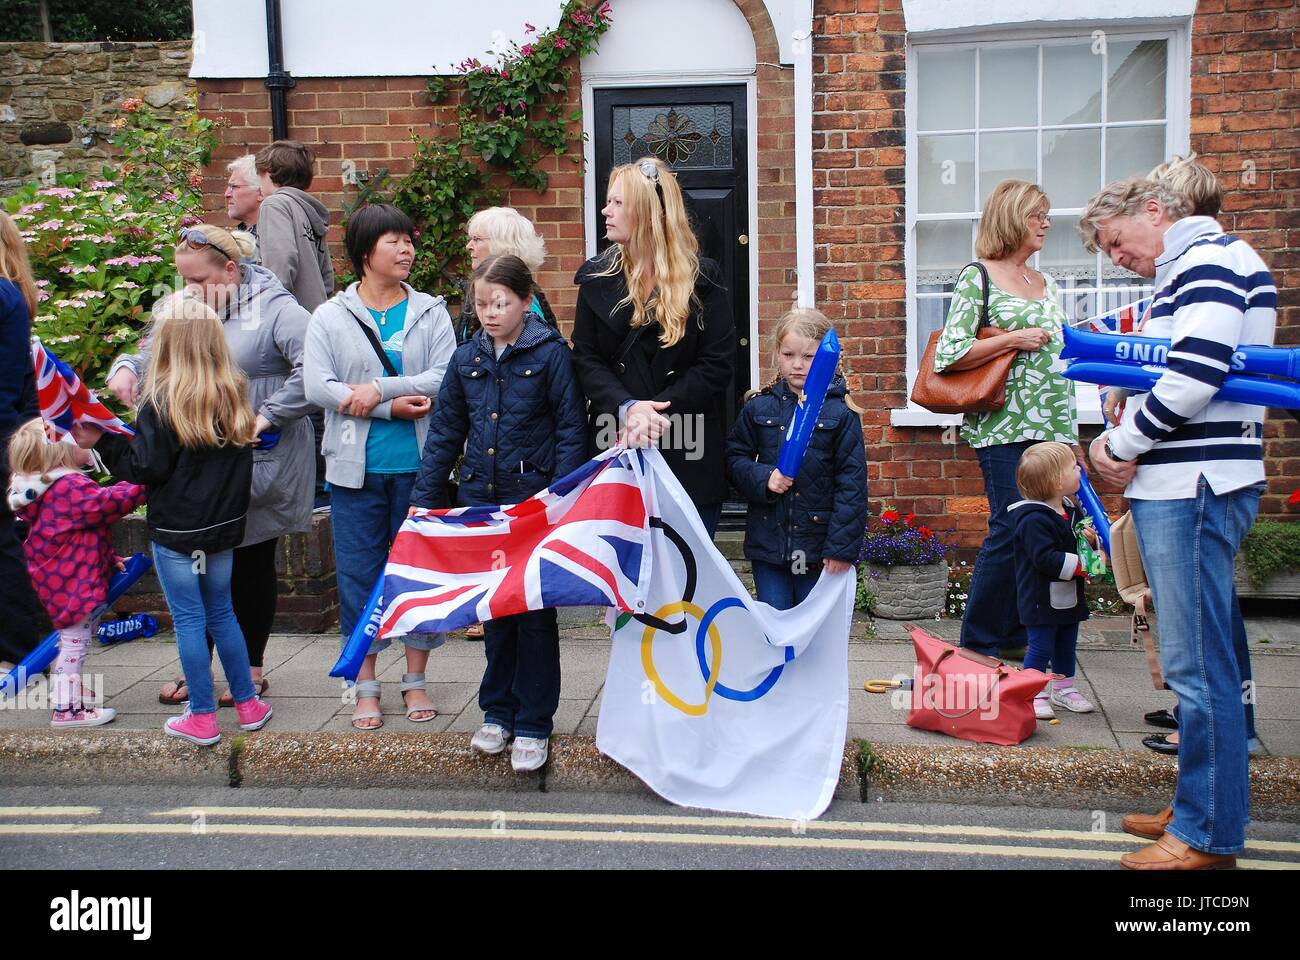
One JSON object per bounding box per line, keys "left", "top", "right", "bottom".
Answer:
{"left": 411, "top": 317, "right": 587, "bottom": 509}
{"left": 726, "top": 378, "right": 868, "bottom": 566}
{"left": 96, "top": 401, "right": 252, "bottom": 554}
{"left": 1010, "top": 498, "right": 1089, "bottom": 625}
{"left": 571, "top": 254, "right": 734, "bottom": 505}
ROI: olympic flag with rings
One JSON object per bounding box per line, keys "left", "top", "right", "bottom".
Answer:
{"left": 595, "top": 448, "right": 853, "bottom": 821}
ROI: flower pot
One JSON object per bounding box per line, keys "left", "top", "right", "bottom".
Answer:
{"left": 862, "top": 562, "right": 950, "bottom": 620}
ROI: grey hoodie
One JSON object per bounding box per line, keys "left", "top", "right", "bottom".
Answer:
{"left": 257, "top": 187, "right": 335, "bottom": 312}
{"left": 108, "top": 263, "right": 317, "bottom": 546}
{"left": 303, "top": 281, "right": 457, "bottom": 490}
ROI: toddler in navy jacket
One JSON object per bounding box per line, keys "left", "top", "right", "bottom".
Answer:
{"left": 1009, "top": 441, "right": 1097, "bottom": 722}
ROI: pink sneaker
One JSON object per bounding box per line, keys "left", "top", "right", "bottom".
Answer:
{"left": 164, "top": 708, "right": 221, "bottom": 746}
{"left": 51, "top": 706, "right": 116, "bottom": 729}
{"left": 234, "top": 695, "right": 272, "bottom": 731}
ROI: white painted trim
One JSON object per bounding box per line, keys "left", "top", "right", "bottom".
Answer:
{"left": 902, "top": 0, "right": 1197, "bottom": 35}
{"left": 763, "top": 0, "right": 801, "bottom": 65}
{"left": 898, "top": 20, "right": 1191, "bottom": 426}
{"left": 580, "top": 75, "right": 761, "bottom": 393}
{"left": 793, "top": 0, "right": 815, "bottom": 309}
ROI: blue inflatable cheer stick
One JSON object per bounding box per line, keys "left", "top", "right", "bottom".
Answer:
{"left": 330, "top": 574, "right": 384, "bottom": 682}
{"left": 97, "top": 613, "right": 159, "bottom": 645}
{"left": 1062, "top": 360, "right": 1300, "bottom": 409}
{"left": 1062, "top": 324, "right": 1300, "bottom": 380}
{"left": 255, "top": 430, "right": 281, "bottom": 450}
{"left": 775, "top": 327, "right": 841, "bottom": 479}
{"left": 1075, "top": 468, "right": 1112, "bottom": 558}
{"left": 1, "top": 552, "right": 153, "bottom": 698}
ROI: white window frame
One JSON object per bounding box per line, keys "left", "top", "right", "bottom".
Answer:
{"left": 895, "top": 20, "right": 1191, "bottom": 428}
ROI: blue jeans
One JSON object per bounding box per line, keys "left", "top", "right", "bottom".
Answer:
{"left": 1131, "top": 479, "right": 1262, "bottom": 855}
{"left": 751, "top": 559, "right": 822, "bottom": 611}
{"left": 481, "top": 608, "right": 560, "bottom": 739}
{"left": 331, "top": 472, "right": 443, "bottom": 655}
{"left": 1177, "top": 595, "right": 1259, "bottom": 747}
{"left": 961, "top": 441, "right": 1033, "bottom": 656}
{"left": 1024, "top": 622, "right": 1079, "bottom": 678}
{"left": 152, "top": 544, "right": 254, "bottom": 715}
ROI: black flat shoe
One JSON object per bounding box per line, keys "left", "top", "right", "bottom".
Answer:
{"left": 1144, "top": 708, "right": 1178, "bottom": 730}
{"left": 1143, "top": 733, "right": 1179, "bottom": 755}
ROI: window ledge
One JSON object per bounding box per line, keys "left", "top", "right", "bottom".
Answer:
{"left": 889, "top": 407, "right": 1106, "bottom": 427}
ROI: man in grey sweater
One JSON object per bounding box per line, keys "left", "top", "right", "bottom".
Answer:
{"left": 255, "top": 140, "right": 335, "bottom": 312}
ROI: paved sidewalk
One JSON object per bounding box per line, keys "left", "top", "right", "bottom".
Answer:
{"left": 4, "top": 611, "right": 1297, "bottom": 756}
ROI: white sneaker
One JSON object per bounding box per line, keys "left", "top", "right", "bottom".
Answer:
{"left": 1050, "top": 686, "right": 1095, "bottom": 713}
{"left": 511, "top": 736, "right": 549, "bottom": 772}
{"left": 1033, "top": 695, "right": 1055, "bottom": 721}
{"left": 470, "top": 723, "right": 512, "bottom": 755}
{"left": 51, "top": 706, "right": 116, "bottom": 728}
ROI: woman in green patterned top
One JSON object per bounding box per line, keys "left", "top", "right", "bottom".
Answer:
{"left": 933, "top": 179, "right": 1083, "bottom": 657}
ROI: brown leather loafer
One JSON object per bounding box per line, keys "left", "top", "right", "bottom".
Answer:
{"left": 1122, "top": 806, "right": 1174, "bottom": 840}
{"left": 1121, "top": 834, "right": 1237, "bottom": 870}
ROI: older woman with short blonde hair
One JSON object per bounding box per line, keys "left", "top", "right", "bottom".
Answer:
{"left": 933, "top": 179, "right": 1084, "bottom": 666}
{"left": 458, "top": 206, "right": 557, "bottom": 343}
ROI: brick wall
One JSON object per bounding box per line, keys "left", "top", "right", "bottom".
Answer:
{"left": 197, "top": 75, "right": 590, "bottom": 328}
{"left": 1189, "top": 0, "right": 1300, "bottom": 520}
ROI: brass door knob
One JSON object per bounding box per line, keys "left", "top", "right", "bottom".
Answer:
{"left": 738, "top": 234, "right": 749, "bottom": 245}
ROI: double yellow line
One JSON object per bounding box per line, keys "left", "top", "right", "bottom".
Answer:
{"left": 1, "top": 806, "right": 1295, "bottom": 868}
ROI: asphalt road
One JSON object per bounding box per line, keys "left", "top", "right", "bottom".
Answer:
{"left": 2, "top": 784, "right": 1298, "bottom": 870}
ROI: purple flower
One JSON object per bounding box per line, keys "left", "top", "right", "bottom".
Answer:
{"left": 36, "top": 187, "right": 76, "bottom": 199}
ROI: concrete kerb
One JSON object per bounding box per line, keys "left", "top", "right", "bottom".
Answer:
{"left": 3, "top": 730, "right": 1298, "bottom": 820}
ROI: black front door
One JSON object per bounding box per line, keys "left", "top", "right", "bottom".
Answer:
{"left": 592, "top": 85, "right": 751, "bottom": 414}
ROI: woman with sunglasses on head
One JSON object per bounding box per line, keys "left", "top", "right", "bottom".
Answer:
{"left": 571, "top": 156, "right": 734, "bottom": 536}
{"left": 105, "top": 223, "right": 316, "bottom": 706}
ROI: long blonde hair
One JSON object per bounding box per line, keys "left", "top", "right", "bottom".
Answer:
{"left": 596, "top": 157, "right": 700, "bottom": 347}
{"left": 140, "top": 295, "right": 255, "bottom": 448}
{"left": 6, "top": 418, "right": 84, "bottom": 475}
{"left": 0, "top": 211, "right": 38, "bottom": 320}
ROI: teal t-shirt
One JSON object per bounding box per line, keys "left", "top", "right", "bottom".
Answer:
{"left": 364, "top": 299, "right": 421, "bottom": 474}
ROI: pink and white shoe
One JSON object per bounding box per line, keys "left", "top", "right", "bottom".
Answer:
{"left": 51, "top": 706, "right": 116, "bottom": 729}
{"left": 164, "top": 708, "right": 221, "bottom": 746}
{"left": 234, "top": 695, "right": 272, "bottom": 731}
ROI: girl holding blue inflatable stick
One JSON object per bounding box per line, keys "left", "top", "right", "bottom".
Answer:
{"left": 726, "top": 309, "right": 867, "bottom": 610}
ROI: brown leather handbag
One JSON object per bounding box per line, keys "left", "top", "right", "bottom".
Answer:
{"left": 910, "top": 261, "right": 1018, "bottom": 415}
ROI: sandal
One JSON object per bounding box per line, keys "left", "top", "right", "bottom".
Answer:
{"left": 350, "top": 679, "right": 384, "bottom": 731}
{"left": 158, "top": 676, "right": 189, "bottom": 705}
{"left": 465, "top": 623, "right": 484, "bottom": 639}
{"left": 218, "top": 676, "right": 269, "bottom": 707}
{"left": 400, "top": 672, "right": 438, "bottom": 723}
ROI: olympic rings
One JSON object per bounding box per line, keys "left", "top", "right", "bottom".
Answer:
{"left": 641, "top": 601, "right": 722, "bottom": 716}
{"left": 694, "top": 597, "right": 793, "bottom": 702}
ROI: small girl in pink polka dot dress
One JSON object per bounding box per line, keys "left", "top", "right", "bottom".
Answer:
{"left": 6, "top": 418, "right": 145, "bottom": 727}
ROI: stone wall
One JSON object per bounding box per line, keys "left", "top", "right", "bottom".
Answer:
{"left": 0, "top": 40, "right": 194, "bottom": 192}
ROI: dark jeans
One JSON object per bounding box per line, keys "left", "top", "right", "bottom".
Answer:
{"left": 0, "top": 502, "right": 51, "bottom": 664}
{"left": 961, "top": 440, "right": 1034, "bottom": 656}
{"left": 204, "top": 537, "right": 278, "bottom": 669}
{"left": 481, "top": 608, "right": 561, "bottom": 740}
{"left": 331, "top": 472, "right": 417, "bottom": 640}
{"left": 696, "top": 503, "right": 722, "bottom": 540}
{"left": 751, "top": 559, "right": 821, "bottom": 611}
{"left": 1024, "top": 621, "right": 1079, "bottom": 678}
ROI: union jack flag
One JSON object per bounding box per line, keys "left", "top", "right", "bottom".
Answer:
{"left": 1086, "top": 297, "right": 1151, "bottom": 334}
{"left": 31, "top": 337, "right": 134, "bottom": 438}
{"left": 379, "top": 449, "right": 650, "bottom": 639}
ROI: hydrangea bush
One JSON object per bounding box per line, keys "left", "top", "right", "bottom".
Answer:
{"left": 3, "top": 96, "right": 215, "bottom": 390}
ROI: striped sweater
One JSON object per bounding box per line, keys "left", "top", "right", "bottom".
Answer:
{"left": 1108, "top": 216, "right": 1277, "bottom": 500}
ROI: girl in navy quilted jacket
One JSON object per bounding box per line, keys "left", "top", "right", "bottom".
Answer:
{"left": 726, "top": 309, "right": 869, "bottom": 610}
{"left": 411, "top": 254, "right": 586, "bottom": 773}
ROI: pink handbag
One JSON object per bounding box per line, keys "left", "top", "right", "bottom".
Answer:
{"left": 904, "top": 625, "right": 1051, "bottom": 746}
